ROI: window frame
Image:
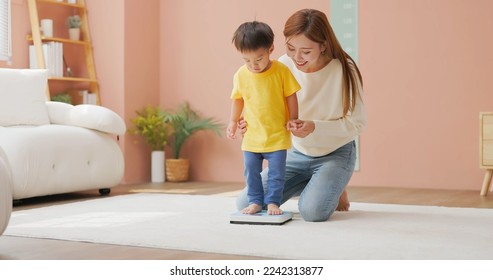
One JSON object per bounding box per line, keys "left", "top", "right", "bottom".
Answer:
{"left": 0, "top": 0, "right": 12, "bottom": 62}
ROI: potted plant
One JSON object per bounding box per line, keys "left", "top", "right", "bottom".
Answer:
{"left": 128, "top": 106, "right": 174, "bottom": 183}
{"left": 51, "top": 92, "right": 72, "bottom": 104}
{"left": 164, "top": 102, "right": 224, "bottom": 182}
{"left": 66, "top": 15, "right": 81, "bottom": 40}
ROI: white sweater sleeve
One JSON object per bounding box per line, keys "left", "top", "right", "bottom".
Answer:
{"left": 313, "top": 85, "right": 366, "bottom": 138}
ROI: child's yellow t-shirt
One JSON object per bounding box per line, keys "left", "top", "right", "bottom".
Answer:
{"left": 231, "top": 60, "right": 301, "bottom": 153}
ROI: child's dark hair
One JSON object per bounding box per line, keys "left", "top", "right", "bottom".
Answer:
{"left": 232, "top": 21, "right": 274, "bottom": 52}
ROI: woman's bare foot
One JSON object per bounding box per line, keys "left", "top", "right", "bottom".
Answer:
{"left": 336, "top": 190, "right": 350, "bottom": 211}
{"left": 241, "top": 204, "right": 262, "bottom": 214}
{"left": 267, "top": 204, "right": 283, "bottom": 215}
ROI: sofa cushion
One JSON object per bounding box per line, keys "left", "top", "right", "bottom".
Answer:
{"left": 71, "top": 105, "right": 126, "bottom": 135}
{"left": 0, "top": 68, "right": 50, "bottom": 126}
{"left": 45, "top": 101, "right": 74, "bottom": 125}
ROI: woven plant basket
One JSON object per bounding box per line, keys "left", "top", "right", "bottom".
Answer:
{"left": 165, "top": 159, "right": 190, "bottom": 182}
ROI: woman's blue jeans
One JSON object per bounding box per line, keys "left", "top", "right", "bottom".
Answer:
{"left": 237, "top": 141, "right": 356, "bottom": 222}
{"left": 243, "top": 150, "right": 286, "bottom": 206}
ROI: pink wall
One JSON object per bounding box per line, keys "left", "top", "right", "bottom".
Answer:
{"left": 352, "top": 0, "right": 493, "bottom": 190}
{"left": 3, "top": 0, "right": 493, "bottom": 191}
{"left": 87, "top": 0, "right": 160, "bottom": 183}
{"left": 122, "top": 0, "right": 160, "bottom": 182}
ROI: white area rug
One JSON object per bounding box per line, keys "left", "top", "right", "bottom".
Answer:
{"left": 4, "top": 193, "right": 493, "bottom": 259}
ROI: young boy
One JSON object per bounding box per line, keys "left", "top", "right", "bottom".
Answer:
{"left": 228, "top": 21, "right": 300, "bottom": 215}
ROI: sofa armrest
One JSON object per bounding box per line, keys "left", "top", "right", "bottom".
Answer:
{"left": 46, "top": 102, "right": 126, "bottom": 135}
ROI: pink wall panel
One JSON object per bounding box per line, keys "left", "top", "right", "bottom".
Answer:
{"left": 353, "top": 0, "right": 493, "bottom": 189}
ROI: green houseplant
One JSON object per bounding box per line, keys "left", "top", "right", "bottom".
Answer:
{"left": 164, "top": 102, "right": 224, "bottom": 181}
{"left": 66, "top": 15, "right": 81, "bottom": 29}
{"left": 129, "top": 106, "right": 173, "bottom": 151}
{"left": 51, "top": 92, "right": 72, "bottom": 104}
{"left": 129, "top": 106, "right": 173, "bottom": 183}
{"left": 66, "top": 15, "right": 81, "bottom": 40}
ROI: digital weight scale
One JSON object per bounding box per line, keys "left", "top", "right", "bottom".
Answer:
{"left": 229, "top": 210, "right": 293, "bottom": 225}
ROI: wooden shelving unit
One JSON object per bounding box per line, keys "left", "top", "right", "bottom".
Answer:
{"left": 26, "top": 0, "right": 100, "bottom": 104}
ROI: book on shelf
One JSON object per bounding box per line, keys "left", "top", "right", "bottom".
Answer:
{"left": 80, "top": 90, "right": 97, "bottom": 105}
{"left": 29, "top": 42, "right": 63, "bottom": 77}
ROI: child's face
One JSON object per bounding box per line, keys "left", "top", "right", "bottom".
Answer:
{"left": 241, "top": 46, "right": 273, "bottom": 73}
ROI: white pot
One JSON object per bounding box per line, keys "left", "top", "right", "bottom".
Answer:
{"left": 68, "top": 28, "right": 80, "bottom": 40}
{"left": 151, "top": 150, "right": 165, "bottom": 183}
{"left": 40, "top": 19, "right": 53, "bottom": 37}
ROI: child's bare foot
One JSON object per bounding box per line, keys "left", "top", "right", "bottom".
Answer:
{"left": 267, "top": 204, "right": 283, "bottom": 215}
{"left": 241, "top": 204, "right": 262, "bottom": 214}
{"left": 336, "top": 190, "right": 350, "bottom": 211}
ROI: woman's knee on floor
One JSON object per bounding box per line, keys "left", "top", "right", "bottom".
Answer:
{"left": 298, "top": 203, "right": 335, "bottom": 222}
{"left": 235, "top": 188, "right": 249, "bottom": 210}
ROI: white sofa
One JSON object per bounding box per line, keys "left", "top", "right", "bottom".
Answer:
{"left": 0, "top": 68, "right": 125, "bottom": 200}
{"left": 0, "top": 146, "right": 12, "bottom": 235}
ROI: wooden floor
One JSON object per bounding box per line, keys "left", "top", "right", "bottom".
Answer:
{"left": 1, "top": 182, "right": 492, "bottom": 260}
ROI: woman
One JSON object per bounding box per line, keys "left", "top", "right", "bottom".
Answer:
{"left": 236, "top": 9, "right": 366, "bottom": 222}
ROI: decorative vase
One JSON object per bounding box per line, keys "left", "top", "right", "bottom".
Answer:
{"left": 68, "top": 28, "right": 80, "bottom": 40}
{"left": 151, "top": 151, "right": 165, "bottom": 183}
{"left": 165, "top": 158, "right": 190, "bottom": 182}
{"left": 40, "top": 19, "right": 53, "bottom": 37}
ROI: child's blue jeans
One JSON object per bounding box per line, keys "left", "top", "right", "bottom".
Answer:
{"left": 243, "top": 150, "right": 287, "bottom": 206}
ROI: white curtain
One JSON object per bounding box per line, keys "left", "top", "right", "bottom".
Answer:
{"left": 0, "top": 0, "right": 11, "bottom": 62}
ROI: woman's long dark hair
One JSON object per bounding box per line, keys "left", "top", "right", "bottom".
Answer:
{"left": 284, "top": 9, "right": 363, "bottom": 116}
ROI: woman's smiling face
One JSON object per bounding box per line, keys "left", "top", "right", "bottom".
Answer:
{"left": 286, "top": 34, "right": 326, "bottom": 73}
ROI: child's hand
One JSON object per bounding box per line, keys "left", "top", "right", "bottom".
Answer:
{"left": 227, "top": 121, "right": 237, "bottom": 139}
{"left": 286, "top": 119, "right": 302, "bottom": 131}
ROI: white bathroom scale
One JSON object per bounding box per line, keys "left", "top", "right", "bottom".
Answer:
{"left": 229, "top": 211, "right": 293, "bottom": 225}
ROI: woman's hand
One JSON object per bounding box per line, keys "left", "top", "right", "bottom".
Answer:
{"left": 289, "top": 120, "right": 315, "bottom": 138}
{"left": 238, "top": 117, "right": 247, "bottom": 137}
